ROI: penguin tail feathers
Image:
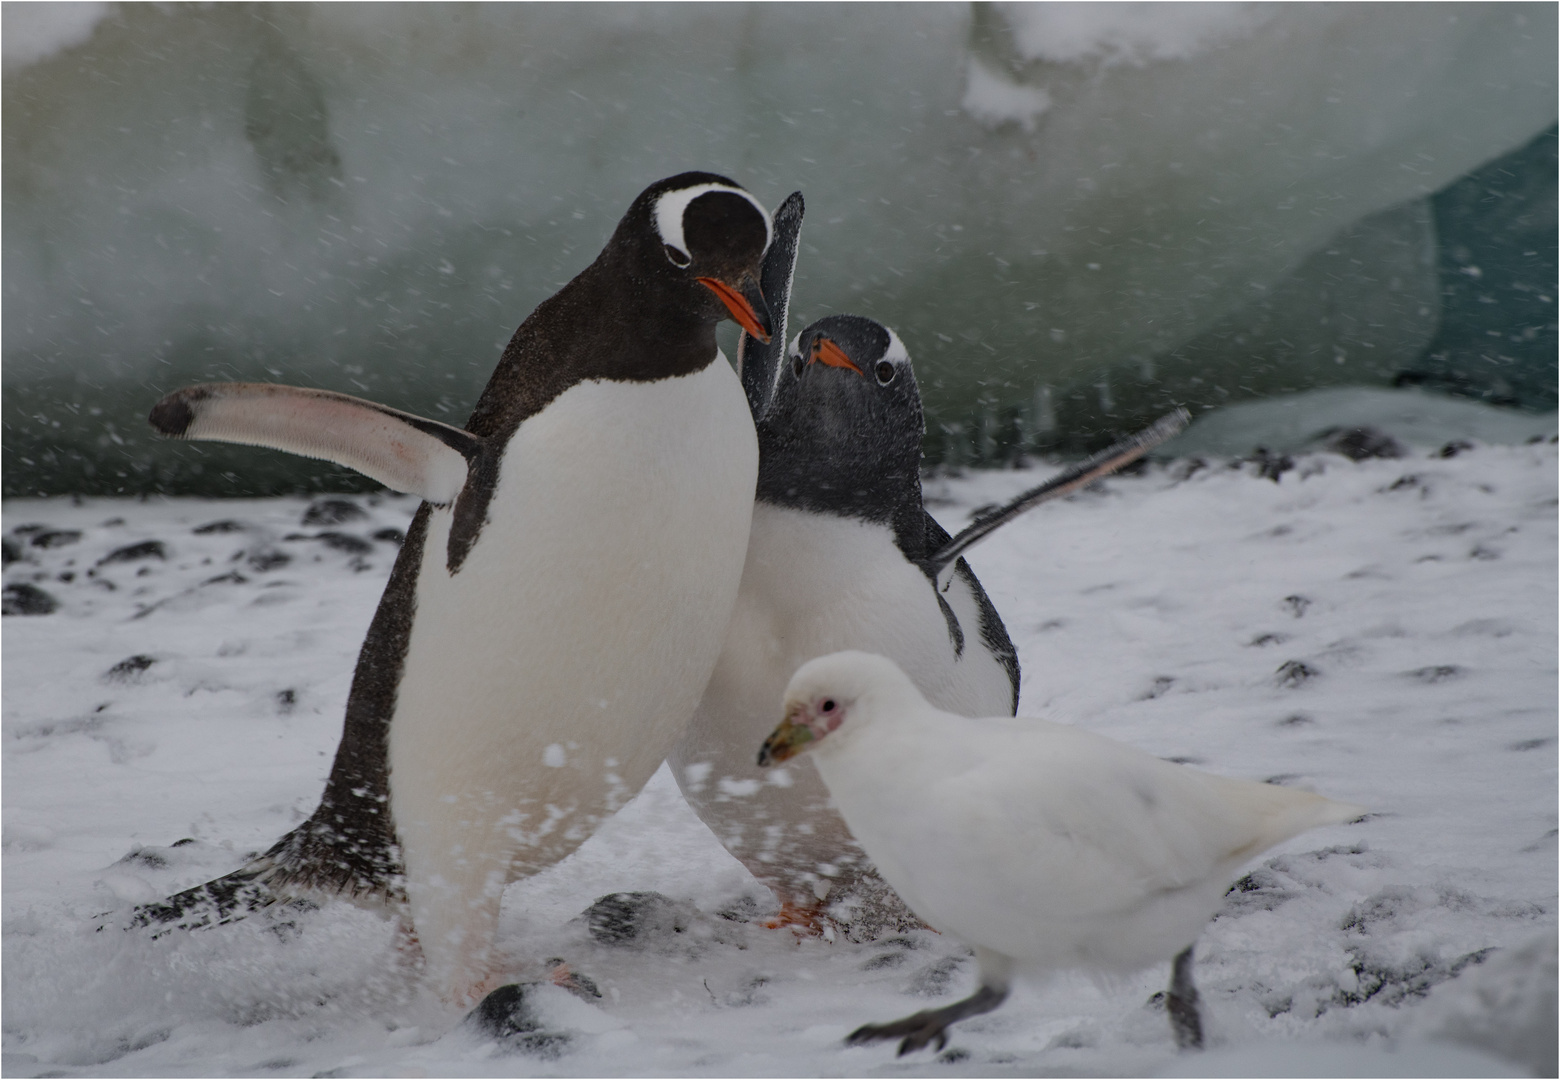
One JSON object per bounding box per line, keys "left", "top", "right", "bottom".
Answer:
{"left": 125, "top": 822, "right": 404, "bottom": 936}
{"left": 126, "top": 857, "right": 292, "bottom": 935}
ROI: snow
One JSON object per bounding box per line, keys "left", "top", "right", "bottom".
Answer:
{"left": 4, "top": 439, "right": 1556, "bottom": 1076}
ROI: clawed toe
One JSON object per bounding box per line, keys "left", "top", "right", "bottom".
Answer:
{"left": 845, "top": 1012, "right": 950, "bottom": 1056}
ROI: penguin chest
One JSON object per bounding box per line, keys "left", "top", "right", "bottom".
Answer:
{"left": 387, "top": 361, "right": 757, "bottom": 889}
{"left": 671, "top": 504, "right": 1012, "bottom": 890}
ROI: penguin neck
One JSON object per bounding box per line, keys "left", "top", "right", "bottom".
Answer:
{"left": 755, "top": 424, "right": 928, "bottom": 559}
{"left": 466, "top": 251, "right": 718, "bottom": 440}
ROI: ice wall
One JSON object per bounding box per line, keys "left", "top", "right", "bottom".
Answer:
{"left": 3, "top": 3, "right": 1555, "bottom": 495}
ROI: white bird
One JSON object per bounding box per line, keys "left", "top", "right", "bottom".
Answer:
{"left": 759, "top": 651, "right": 1364, "bottom": 1054}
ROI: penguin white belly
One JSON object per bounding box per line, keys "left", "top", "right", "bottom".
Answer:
{"left": 670, "top": 504, "right": 1012, "bottom": 908}
{"left": 388, "top": 359, "right": 756, "bottom": 1000}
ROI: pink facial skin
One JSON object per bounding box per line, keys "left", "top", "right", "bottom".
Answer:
{"left": 757, "top": 696, "right": 847, "bottom": 767}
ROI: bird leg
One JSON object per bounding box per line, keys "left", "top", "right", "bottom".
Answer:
{"left": 847, "top": 947, "right": 1011, "bottom": 1056}
{"left": 1166, "top": 944, "right": 1203, "bottom": 1050}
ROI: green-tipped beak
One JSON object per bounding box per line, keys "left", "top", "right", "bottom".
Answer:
{"left": 757, "top": 716, "right": 814, "bottom": 767}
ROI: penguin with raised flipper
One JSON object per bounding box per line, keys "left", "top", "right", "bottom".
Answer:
{"left": 135, "top": 172, "right": 772, "bottom": 1008}
{"left": 670, "top": 197, "right": 1187, "bottom": 936}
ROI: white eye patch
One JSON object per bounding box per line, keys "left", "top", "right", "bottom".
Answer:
{"left": 881, "top": 326, "right": 910, "bottom": 367}
{"left": 653, "top": 182, "right": 772, "bottom": 266}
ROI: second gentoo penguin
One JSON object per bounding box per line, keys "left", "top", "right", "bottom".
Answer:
{"left": 670, "top": 197, "right": 1188, "bottom": 934}
{"left": 135, "top": 172, "right": 771, "bottom": 1007}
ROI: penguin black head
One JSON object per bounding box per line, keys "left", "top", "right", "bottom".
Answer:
{"left": 611, "top": 172, "right": 775, "bottom": 342}
{"left": 756, "top": 314, "right": 925, "bottom": 530}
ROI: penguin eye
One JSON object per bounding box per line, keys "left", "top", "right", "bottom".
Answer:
{"left": 820, "top": 699, "right": 836, "bottom": 713}
{"left": 663, "top": 243, "right": 692, "bottom": 269}
{"left": 875, "top": 361, "right": 896, "bottom": 385}
{"left": 792, "top": 353, "right": 805, "bottom": 378}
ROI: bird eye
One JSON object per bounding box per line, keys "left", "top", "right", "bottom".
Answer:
{"left": 792, "top": 353, "right": 805, "bottom": 378}
{"left": 663, "top": 243, "right": 691, "bottom": 269}
{"left": 875, "top": 361, "right": 896, "bottom": 385}
{"left": 820, "top": 699, "right": 836, "bottom": 713}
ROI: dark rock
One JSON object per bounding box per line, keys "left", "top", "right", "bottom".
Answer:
{"left": 907, "top": 954, "right": 965, "bottom": 996}
{"left": 3, "top": 583, "right": 58, "bottom": 615}
{"left": 31, "top": 529, "right": 83, "bottom": 549}
{"left": 1251, "top": 447, "right": 1294, "bottom": 482}
{"left": 192, "top": 520, "right": 245, "bottom": 534}
{"left": 120, "top": 847, "right": 169, "bottom": 870}
{"left": 372, "top": 527, "right": 405, "bottom": 545}
{"left": 464, "top": 984, "right": 570, "bottom": 1057}
{"left": 1275, "top": 660, "right": 1319, "bottom": 688}
{"left": 106, "top": 655, "right": 157, "bottom": 682}
{"left": 2, "top": 539, "right": 20, "bottom": 566}
{"left": 247, "top": 550, "right": 291, "bottom": 572}
{"left": 584, "top": 891, "right": 688, "bottom": 946}
{"left": 302, "top": 499, "right": 367, "bottom": 526}
{"left": 1410, "top": 665, "right": 1463, "bottom": 684}
{"left": 1281, "top": 595, "right": 1310, "bottom": 618}
{"left": 1438, "top": 440, "right": 1476, "bottom": 459}
{"left": 1321, "top": 426, "right": 1405, "bottom": 461}
{"left": 316, "top": 531, "right": 372, "bottom": 554}
{"left": 1508, "top": 737, "right": 1553, "bottom": 752}
{"left": 98, "top": 540, "right": 167, "bottom": 565}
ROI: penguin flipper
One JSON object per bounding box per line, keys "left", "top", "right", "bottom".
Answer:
{"left": 926, "top": 407, "right": 1191, "bottom": 590}
{"left": 149, "top": 383, "right": 481, "bottom": 505}
{"left": 738, "top": 191, "right": 804, "bottom": 419}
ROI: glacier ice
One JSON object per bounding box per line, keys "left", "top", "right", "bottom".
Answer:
{"left": 1, "top": 3, "right": 1554, "bottom": 494}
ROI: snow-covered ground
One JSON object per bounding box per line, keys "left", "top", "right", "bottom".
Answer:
{"left": 3, "top": 439, "right": 1556, "bottom": 1077}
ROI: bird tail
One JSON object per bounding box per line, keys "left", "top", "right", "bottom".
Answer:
{"left": 1213, "top": 780, "right": 1366, "bottom": 864}
{"left": 126, "top": 845, "right": 302, "bottom": 936}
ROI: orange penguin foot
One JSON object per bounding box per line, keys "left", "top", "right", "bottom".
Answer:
{"left": 762, "top": 899, "right": 837, "bottom": 939}
{"left": 544, "top": 958, "right": 602, "bottom": 1000}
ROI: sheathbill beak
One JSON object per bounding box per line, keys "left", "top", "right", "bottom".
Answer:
{"left": 757, "top": 712, "right": 814, "bottom": 767}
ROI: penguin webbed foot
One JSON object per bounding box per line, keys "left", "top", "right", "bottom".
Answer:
{"left": 845, "top": 982, "right": 1008, "bottom": 1056}
{"left": 544, "top": 957, "right": 602, "bottom": 1000}
{"left": 761, "top": 898, "right": 836, "bottom": 938}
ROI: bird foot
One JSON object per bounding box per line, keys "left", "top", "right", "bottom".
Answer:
{"left": 845, "top": 982, "right": 1007, "bottom": 1056}
{"left": 846, "top": 1010, "right": 953, "bottom": 1056}
{"left": 762, "top": 900, "right": 835, "bottom": 939}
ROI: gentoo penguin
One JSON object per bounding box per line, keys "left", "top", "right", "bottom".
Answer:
{"left": 761, "top": 651, "right": 1363, "bottom": 1054}
{"left": 668, "top": 202, "right": 1187, "bottom": 934}
{"left": 135, "top": 172, "right": 771, "bottom": 1007}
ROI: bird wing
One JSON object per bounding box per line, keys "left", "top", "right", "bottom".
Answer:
{"left": 149, "top": 382, "right": 481, "bottom": 505}
{"left": 908, "top": 719, "right": 1353, "bottom": 919}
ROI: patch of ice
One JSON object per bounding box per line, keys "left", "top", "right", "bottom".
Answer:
{"left": 995, "top": 1, "right": 1273, "bottom": 66}
{"left": 2, "top": 2, "right": 110, "bottom": 71}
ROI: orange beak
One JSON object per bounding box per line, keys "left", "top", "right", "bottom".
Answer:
{"left": 697, "top": 277, "right": 773, "bottom": 343}
{"left": 809, "top": 336, "right": 863, "bottom": 376}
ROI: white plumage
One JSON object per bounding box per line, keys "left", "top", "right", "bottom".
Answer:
{"left": 761, "top": 650, "right": 1364, "bottom": 1054}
